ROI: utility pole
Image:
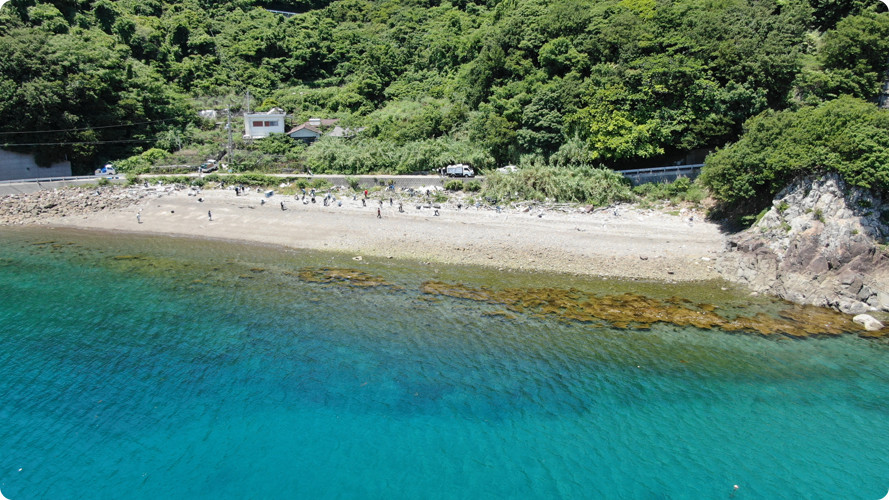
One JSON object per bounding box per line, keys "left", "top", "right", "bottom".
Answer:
{"left": 246, "top": 91, "right": 251, "bottom": 114}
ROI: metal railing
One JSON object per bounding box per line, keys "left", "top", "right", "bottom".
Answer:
{"left": 266, "top": 9, "right": 298, "bottom": 16}
{"left": 0, "top": 175, "right": 97, "bottom": 185}
{"left": 620, "top": 164, "right": 704, "bottom": 185}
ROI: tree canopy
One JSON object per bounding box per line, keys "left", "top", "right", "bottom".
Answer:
{"left": 0, "top": 0, "right": 887, "bottom": 179}
{"left": 701, "top": 96, "right": 889, "bottom": 212}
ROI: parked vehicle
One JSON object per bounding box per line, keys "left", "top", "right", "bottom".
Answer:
{"left": 440, "top": 164, "right": 475, "bottom": 177}
{"left": 199, "top": 159, "right": 218, "bottom": 173}
{"left": 94, "top": 164, "right": 116, "bottom": 176}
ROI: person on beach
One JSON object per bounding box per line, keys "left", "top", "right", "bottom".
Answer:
{"left": 362, "top": 198, "right": 366, "bottom": 207}
{"left": 364, "top": 189, "right": 368, "bottom": 198}
{"left": 136, "top": 212, "right": 142, "bottom": 224}
{"left": 281, "top": 201, "right": 286, "bottom": 211}
{"left": 377, "top": 207, "right": 381, "bottom": 219}
{"left": 208, "top": 210, "right": 212, "bottom": 221}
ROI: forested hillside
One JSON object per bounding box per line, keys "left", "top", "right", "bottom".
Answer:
{"left": 1, "top": 0, "right": 887, "bottom": 185}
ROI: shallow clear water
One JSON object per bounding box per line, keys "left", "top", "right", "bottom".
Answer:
{"left": 0, "top": 227, "right": 887, "bottom": 499}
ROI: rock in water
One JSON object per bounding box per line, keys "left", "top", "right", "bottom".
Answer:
{"left": 853, "top": 314, "right": 884, "bottom": 331}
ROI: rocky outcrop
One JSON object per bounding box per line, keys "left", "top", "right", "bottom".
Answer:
{"left": 718, "top": 173, "right": 889, "bottom": 316}
{"left": 0, "top": 185, "right": 157, "bottom": 225}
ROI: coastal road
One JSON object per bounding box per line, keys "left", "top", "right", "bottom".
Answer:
{"left": 0, "top": 173, "right": 481, "bottom": 196}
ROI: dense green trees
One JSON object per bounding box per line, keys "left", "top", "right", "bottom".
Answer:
{"left": 701, "top": 96, "right": 889, "bottom": 212}
{"left": 0, "top": 23, "right": 190, "bottom": 169}
{"left": 1, "top": 0, "right": 888, "bottom": 188}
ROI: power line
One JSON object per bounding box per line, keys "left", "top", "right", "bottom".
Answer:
{"left": 0, "top": 118, "right": 179, "bottom": 136}
{"left": 1, "top": 139, "right": 153, "bottom": 147}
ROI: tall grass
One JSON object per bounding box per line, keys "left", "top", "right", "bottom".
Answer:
{"left": 632, "top": 176, "right": 706, "bottom": 204}
{"left": 482, "top": 165, "right": 633, "bottom": 205}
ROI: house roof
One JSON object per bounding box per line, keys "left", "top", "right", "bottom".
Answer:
{"left": 287, "top": 118, "right": 340, "bottom": 135}
{"left": 246, "top": 111, "right": 286, "bottom": 119}
{"left": 286, "top": 124, "right": 321, "bottom": 136}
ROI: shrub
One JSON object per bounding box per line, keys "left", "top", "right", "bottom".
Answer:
{"left": 701, "top": 96, "right": 889, "bottom": 216}
{"left": 741, "top": 207, "right": 770, "bottom": 228}
{"left": 311, "top": 179, "right": 332, "bottom": 190}
{"left": 633, "top": 176, "right": 705, "bottom": 204}
{"left": 444, "top": 180, "right": 464, "bottom": 191}
{"left": 482, "top": 164, "right": 632, "bottom": 205}
{"left": 141, "top": 148, "right": 170, "bottom": 164}
{"left": 465, "top": 181, "right": 482, "bottom": 192}
{"left": 683, "top": 185, "right": 705, "bottom": 203}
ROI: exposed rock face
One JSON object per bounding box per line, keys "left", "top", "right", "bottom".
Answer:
{"left": 718, "top": 174, "right": 889, "bottom": 316}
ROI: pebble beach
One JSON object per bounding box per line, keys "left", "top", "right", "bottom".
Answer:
{"left": 0, "top": 183, "right": 727, "bottom": 281}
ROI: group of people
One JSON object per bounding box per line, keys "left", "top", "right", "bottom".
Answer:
{"left": 136, "top": 183, "right": 449, "bottom": 226}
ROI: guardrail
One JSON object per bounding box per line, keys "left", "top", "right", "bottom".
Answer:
{"left": 620, "top": 164, "right": 704, "bottom": 185}
{"left": 266, "top": 9, "right": 297, "bottom": 16}
{"left": 0, "top": 175, "right": 127, "bottom": 195}
{"left": 0, "top": 175, "right": 97, "bottom": 184}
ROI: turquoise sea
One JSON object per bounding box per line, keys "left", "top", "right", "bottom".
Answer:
{"left": 0, "top": 226, "right": 887, "bottom": 499}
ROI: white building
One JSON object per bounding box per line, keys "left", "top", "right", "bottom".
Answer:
{"left": 0, "top": 148, "right": 72, "bottom": 181}
{"left": 243, "top": 108, "right": 286, "bottom": 139}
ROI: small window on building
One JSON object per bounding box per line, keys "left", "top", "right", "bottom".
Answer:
{"left": 264, "top": 120, "right": 278, "bottom": 127}
{"left": 252, "top": 121, "right": 264, "bottom": 127}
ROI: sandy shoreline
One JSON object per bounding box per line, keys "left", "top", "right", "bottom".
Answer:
{"left": 2, "top": 185, "right": 729, "bottom": 282}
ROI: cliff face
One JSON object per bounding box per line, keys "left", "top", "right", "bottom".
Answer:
{"left": 718, "top": 174, "right": 889, "bottom": 315}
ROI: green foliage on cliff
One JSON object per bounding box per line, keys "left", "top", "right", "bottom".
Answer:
{"left": 0, "top": 0, "right": 888, "bottom": 187}
{"left": 701, "top": 96, "right": 889, "bottom": 212}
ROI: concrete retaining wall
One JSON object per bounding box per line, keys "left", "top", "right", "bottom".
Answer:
{"left": 0, "top": 149, "right": 72, "bottom": 181}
